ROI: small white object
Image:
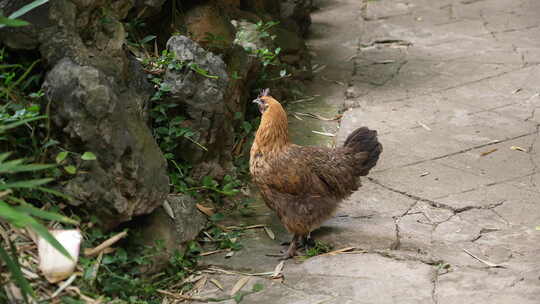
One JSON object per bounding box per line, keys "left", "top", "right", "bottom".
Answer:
{"left": 38, "top": 229, "right": 82, "bottom": 283}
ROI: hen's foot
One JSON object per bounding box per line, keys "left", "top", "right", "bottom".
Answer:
{"left": 300, "top": 236, "right": 316, "bottom": 250}
{"left": 277, "top": 234, "right": 299, "bottom": 260}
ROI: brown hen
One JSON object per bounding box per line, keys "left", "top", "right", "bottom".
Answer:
{"left": 249, "top": 89, "right": 382, "bottom": 259}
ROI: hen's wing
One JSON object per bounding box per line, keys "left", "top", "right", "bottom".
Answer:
{"left": 262, "top": 145, "right": 366, "bottom": 199}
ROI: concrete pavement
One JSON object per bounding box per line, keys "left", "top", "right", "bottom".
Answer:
{"left": 199, "top": 1, "right": 540, "bottom": 303}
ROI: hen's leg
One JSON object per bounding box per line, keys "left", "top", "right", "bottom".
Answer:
{"left": 280, "top": 234, "right": 300, "bottom": 260}
{"left": 300, "top": 234, "right": 316, "bottom": 250}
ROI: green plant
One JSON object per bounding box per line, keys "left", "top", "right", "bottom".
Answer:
{"left": 0, "top": 120, "right": 77, "bottom": 303}
{"left": 0, "top": 0, "right": 49, "bottom": 29}
{"left": 236, "top": 20, "right": 290, "bottom": 81}
{"left": 74, "top": 228, "right": 202, "bottom": 303}
{"left": 204, "top": 224, "right": 243, "bottom": 252}
{"left": 304, "top": 240, "right": 332, "bottom": 258}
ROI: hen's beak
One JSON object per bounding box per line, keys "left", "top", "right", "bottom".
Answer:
{"left": 253, "top": 98, "right": 265, "bottom": 114}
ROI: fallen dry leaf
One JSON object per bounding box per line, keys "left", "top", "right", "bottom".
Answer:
{"left": 294, "top": 112, "right": 340, "bottom": 121}
{"left": 192, "top": 275, "right": 207, "bottom": 293}
{"left": 84, "top": 230, "right": 127, "bottom": 257}
{"left": 199, "top": 249, "right": 228, "bottom": 256}
{"left": 225, "top": 251, "right": 235, "bottom": 259}
{"left": 510, "top": 146, "right": 527, "bottom": 152}
{"left": 463, "top": 248, "right": 505, "bottom": 268}
{"left": 229, "top": 277, "right": 250, "bottom": 296}
{"left": 264, "top": 227, "right": 275, "bottom": 240}
{"left": 209, "top": 278, "right": 224, "bottom": 290}
{"left": 417, "top": 121, "right": 432, "bottom": 131}
{"left": 480, "top": 148, "right": 498, "bottom": 156}
{"left": 162, "top": 200, "right": 175, "bottom": 219}
{"left": 196, "top": 203, "right": 215, "bottom": 217}
{"left": 312, "top": 130, "right": 335, "bottom": 137}
{"left": 272, "top": 261, "right": 284, "bottom": 279}
{"left": 226, "top": 224, "right": 266, "bottom": 231}
{"left": 321, "top": 247, "right": 355, "bottom": 256}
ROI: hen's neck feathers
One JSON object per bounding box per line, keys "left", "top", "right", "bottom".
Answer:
{"left": 254, "top": 97, "right": 290, "bottom": 153}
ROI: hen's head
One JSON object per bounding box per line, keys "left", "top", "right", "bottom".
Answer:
{"left": 252, "top": 88, "right": 289, "bottom": 148}
{"left": 253, "top": 88, "right": 282, "bottom": 115}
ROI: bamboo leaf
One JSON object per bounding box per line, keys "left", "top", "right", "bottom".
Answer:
{"left": 14, "top": 204, "right": 78, "bottom": 225}
{"left": 36, "top": 186, "right": 73, "bottom": 201}
{"left": 0, "top": 201, "right": 73, "bottom": 260}
{"left": 0, "top": 244, "right": 32, "bottom": 302}
{"left": 0, "top": 16, "right": 29, "bottom": 27}
{"left": 140, "top": 35, "right": 156, "bottom": 44}
{"left": 0, "top": 115, "right": 46, "bottom": 132}
{"left": 8, "top": 0, "right": 49, "bottom": 19}
{"left": 0, "top": 178, "right": 53, "bottom": 191}
{"left": 0, "top": 152, "right": 12, "bottom": 162}
{"left": 28, "top": 218, "right": 73, "bottom": 260}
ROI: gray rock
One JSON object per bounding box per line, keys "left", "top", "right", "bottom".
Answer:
{"left": 137, "top": 194, "right": 207, "bottom": 273}
{"left": 280, "top": 0, "right": 312, "bottom": 37}
{"left": 43, "top": 58, "right": 169, "bottom": 228}
{"left": 163, "top": 35, "right": 232, "bottom": 177}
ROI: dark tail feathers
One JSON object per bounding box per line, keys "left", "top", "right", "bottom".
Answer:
{"left": 344, "top": 127, "right": 382, "bottom": 176}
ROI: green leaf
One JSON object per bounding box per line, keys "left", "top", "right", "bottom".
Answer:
{"left": 209, "top": 213, "right": 224, "bottom": 222}
{"left": 222, "top": 182, "right": 237, "bottom": 194}
{"left": 0, "top": 200, "right": 73, "bottom": 260}
{"left": 0, "top": 115, "right": 46, "bottom": 133}
{"left": 0, "top": 16, "right": 30, "bottom": 27}
{"left": 0, "top": 152, "right": 12, "bottom": 162}
{"left": 0, "top": 178, "right": 53, "bottom": 191}
{"left": 28, "top": 218, "right": 73, "bottom": 260}
{"left": 14, "top": 204, "right": 78, "bottom": 225}
{"left": 202, "top": 176, "right": 217, "bottom": 188}
{"left": 8, "top": 0, "right": 49, "bottom": 19}
{"left": 36, "top": 186, "right": 73, "bottom": 201}
{"left": 64, "top": 165, "right": 77, "bottom": 174}
{"left": 140, "top": 35, "right": 156, "bottom": 44}
{"left": 0, "top": 244, "right": 32, "bottom": 302}
{"left": 252, "top": 283, "right": 264, "bottom": 292}
{"left": 0, "top": 159, "right": 55, "bottom": 173}
{"left": 81, "top": 151, "right": 97, "bottom": 161}
{"left": 56, "top": 151, "right": 69, "bottom": 164}
{"left": 234, "top": 293, "right": 244, "bottom": 304}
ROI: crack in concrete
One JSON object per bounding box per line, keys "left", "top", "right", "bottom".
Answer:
{"left": 460, "top": 0, "right": 488, "bottom": 4}
{"left": 361, "top": 63, "right": 540, "bottom": 105}
{"left": 440, "top": 4, "right": 455, "bottom": 20}
{"left": 367, "top": 177, "right": 506, "bottom": 216}
{"left": 368, "top": 249, "right": 446, "bottom": 271}
{"left": 431, "top": 268, "right": 440, "bottom": 304}
{"left": 511, "top": 44, "right": 526, "bottom": 67}
{"left": 526, "top": 123, "right": 539, "bottom": 187}
{"left": 479, "top": 10, "right": 498, "bottom": 41}
{"left": 359, "top": 39, "right": 413, "bottom": 49}
{"left": 380, "top": 131, "right": 539, "bottom": 171}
